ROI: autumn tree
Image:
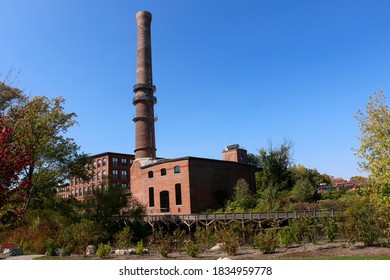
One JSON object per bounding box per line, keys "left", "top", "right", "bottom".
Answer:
{"left": 355, "top": 90, "right": 390, "bottom": 232}
{"left": 0, "top": 115, "right": 33, "bottom": 226}
{"left": 0, "top": 81, "right": 26, "bottom": 114}
{"left": 1, "top": 82, "right": 90, "bottom": 215}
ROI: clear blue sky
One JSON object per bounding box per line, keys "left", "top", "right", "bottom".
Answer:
{"left": 2, "top": 0, "right": 390, "bottom": 180}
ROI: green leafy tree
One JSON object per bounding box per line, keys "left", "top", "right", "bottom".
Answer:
{"left": 256, "top": 140, "right": 294, "bottom": 210}
{"left": 83, "top": 179, "right": 145, "bottom": 237}
{"left": 291, "top": 177, "right": 318, "bottom": 202}
{"left": 226, "top": 178, "right": 257, "bottom": 211}
{"left": 355, "top": 90, "right": 390, "bottom": 233}
{"left": 4, "top": 93, "right": 90, "bottom": 213}
{"left": 290, "top": 165, "right": 326, "bottom": 202}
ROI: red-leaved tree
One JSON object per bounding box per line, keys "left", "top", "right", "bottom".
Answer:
{"left": 0, "top": 115, "right": 33, "bottom": 227}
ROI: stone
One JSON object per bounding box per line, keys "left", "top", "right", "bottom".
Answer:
{"left": 209, "top": 243, "right": 223, "bottom": 251}
{"left": 115, "top": 249, "right": 126, "bottom": 255}
{"left": 3, "top": 247, "right": 23, "bottom": 256}
{"left": 55, "top": 248, "right": 65, "bottom": 256}
{"left": 86, "top": 245, "right": 96, "bottom": 255}
{"left": 3, "top": 248, "right": 12, "bottom": 256}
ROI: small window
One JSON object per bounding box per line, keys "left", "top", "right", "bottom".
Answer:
{"left": 102, "top": 170, "right": 106, "bottom": 179}
{"left": 121, "top": 158, "right": 127, "bottom": 166}
{"left": 122, "top": 183, "right": 128, "bottom": 189}
{"left": 121, "top": 170, "right": 127, "bottom": 180}
{"left": 149, "top": 187, "right": 155, "bottom": 207}
{"left": 97, "top": 160, "right": 101, "bottom": 168}
{"left": 161, "top": 168, "right": 167, "bottom": 176}
{"left": 102, "top": 158, "right": 106, "bottom": 166}
{"left": 113, "top": 157, "right": 118, "bottom": 166}
{"left": 148, "top": 171, "right": 154, "bottom": 178}
{"left": 175, "top": 183, "right": 182, "bottom": 205}
{"left": 79, "top": 188, "right": 82, "bottom": 196}
{"left": 174, "top": 166, "right": 181, "bottom": 174}
{"left": 113, "top": 170, "right": 118, "bottom": 179}
{"left": 97, "top": 172, "right": 101, "bottom": 181}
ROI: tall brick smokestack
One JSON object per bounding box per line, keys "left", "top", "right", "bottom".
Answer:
{"left": 133, "top": 11, "right": 157, "bottom": 160}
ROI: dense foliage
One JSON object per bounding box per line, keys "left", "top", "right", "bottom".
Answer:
{"left": 355, "top": 90, "right": 390, "bottom": 233}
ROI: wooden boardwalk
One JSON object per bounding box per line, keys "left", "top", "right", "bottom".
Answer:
{"left": 122, "top": 210, "right": 342, "bottom": 228}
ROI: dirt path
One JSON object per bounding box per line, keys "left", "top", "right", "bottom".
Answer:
{"left": 1, "top": 241, "right": 389, "bottom": 260}
{"left": 0, "top": 254, "right": 44, "bottom": 260}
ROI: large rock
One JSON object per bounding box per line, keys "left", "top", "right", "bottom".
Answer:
{"left": 115, "top": 249, "right": 126, "bottom": 255}
{"left": 55, "top": 248, "right": 65, "bottom": 256}
{"left": 86, "top": 245, "right": 96, "bottom": 255}
{"left": 2, "top": 248, "right": 12, "bottom": 256}
{"left": 209, "top": 243, "right": 223, "bottom": 251}
{"left": 3, "top": 247, "right": 23, "bottom": 256}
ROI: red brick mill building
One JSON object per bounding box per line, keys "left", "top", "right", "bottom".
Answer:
{"left": 59, "top": 11, "right": 257, "bottom": 215}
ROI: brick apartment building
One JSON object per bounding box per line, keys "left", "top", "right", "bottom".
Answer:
{"left": 58, "top": 152, "right": 135, "bottom": 201}
{"left": 59, "top": 11, "right": 258, "bottom": 214}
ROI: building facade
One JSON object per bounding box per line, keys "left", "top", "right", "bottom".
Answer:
{"left": 130, "top": 149, "right": 257, "bottom": 215}
{"left": 58, "top": 152, "right": 135, "bottom": 200}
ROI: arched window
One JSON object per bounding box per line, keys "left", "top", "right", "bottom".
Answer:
{"left": 148, "top": 171, "right": 154, "bottom": 178}
{"left": 149, "top": 187, "right": 155, "bottom": 207}
{"left": 174, "top": 166, "right": 181, "bottom": 174}
{"left": 161, "top": 168, "right": 167, "bottom": 176}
